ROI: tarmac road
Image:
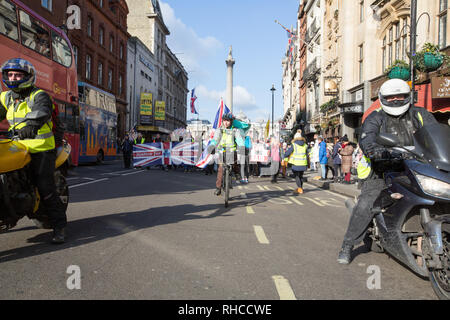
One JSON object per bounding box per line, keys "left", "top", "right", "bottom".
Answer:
{"left": 0, "top": 161, "right": 438, "bottom": 300}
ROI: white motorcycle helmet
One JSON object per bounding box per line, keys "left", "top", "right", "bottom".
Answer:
{"left": 378, "top": 79, "right": 411, "bottom": 116}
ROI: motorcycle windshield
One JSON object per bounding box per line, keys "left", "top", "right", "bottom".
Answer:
{"left": 413, "top": 123, "right": 450, "bottom": 172}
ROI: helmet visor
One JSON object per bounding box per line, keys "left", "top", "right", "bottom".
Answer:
{"left": 380, "top": 93, "right": 410, "bottom": 108}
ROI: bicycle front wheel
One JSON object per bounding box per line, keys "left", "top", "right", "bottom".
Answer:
{"left": 224, "top": 166, "right": 230, "bottom": 207}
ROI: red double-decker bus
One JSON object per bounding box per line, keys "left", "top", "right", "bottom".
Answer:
{"left": 0, "top": 0, "right": 80, "bottom": 165}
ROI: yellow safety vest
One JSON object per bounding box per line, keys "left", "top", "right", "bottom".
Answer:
{"left": 357, "top": 155, "right": 371, "bottom": 180}
{"left": 135, "top": 138, "right": 145, "bottom": 144}
{"left": 288, "top": 144, "right": 307, "bottom": 166}
{"left": 0, "top": 89, "right": 55, "bottom": 153}
{"left": 220, "top": 129, "right": 236, "bottom": 152}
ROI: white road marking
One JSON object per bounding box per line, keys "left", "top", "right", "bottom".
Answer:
{"left": 121, "top": 171, "right": 144, "bottom": 176}
{"left": 253, "top": 225, "right": 269, "bottom": 244}
{"left": 246, "top": 206, "right": 255, "bottom": 214}
{"left": 68, "top": 178, "right": 109, "bottom": 189}
{"left": 272, "top": 275, "right": 297, "bottom": 300}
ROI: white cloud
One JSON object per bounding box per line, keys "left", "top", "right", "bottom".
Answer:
{"left": 195, "top": 85, "right": 257, "bottom": 108}
{"left": 160, "top": 1, "right": 223, "bottom": 77}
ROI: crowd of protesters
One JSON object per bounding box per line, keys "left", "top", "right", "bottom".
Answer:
{"left": 118, "top": 127, "right": 362, "bottom": 188}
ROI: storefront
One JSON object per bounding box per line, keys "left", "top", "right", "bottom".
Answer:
{"left": 338, "top": 102, "right": 363, "bottom": 142}
{"left": 364, "top": 77, "right": 450, "bottom": 124}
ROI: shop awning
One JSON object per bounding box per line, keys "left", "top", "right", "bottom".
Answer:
{"left": 137, "top": 125, "right": 171, "bottom": 134}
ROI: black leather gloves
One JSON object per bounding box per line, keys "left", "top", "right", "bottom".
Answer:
{"left": 368, "top": 147, "right": 390, "bottom": 160}
{"left": 18, "top": 125, "right": 39, "bottom": 139}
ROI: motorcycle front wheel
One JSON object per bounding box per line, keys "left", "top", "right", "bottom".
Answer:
{"left": 429, "top": 229, "right": 450, "bottom": 300}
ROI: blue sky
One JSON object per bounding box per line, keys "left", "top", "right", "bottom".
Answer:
{"left": 160, "top": 0, "right": 300, "bottom": 124}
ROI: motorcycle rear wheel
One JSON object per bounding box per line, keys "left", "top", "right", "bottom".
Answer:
{"left": 429, "top": 230, "right": 450, "bottom": 300}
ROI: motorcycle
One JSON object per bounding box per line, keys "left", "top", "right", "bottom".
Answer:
{"left": 0, "top": 110, "right": 70, "bottom": 231}
{"left": 346, "top": 123, "right": 450, "bottom": 299}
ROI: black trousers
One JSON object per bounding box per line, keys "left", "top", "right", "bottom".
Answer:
{"left": 30, "top": 150, "right": 67, "bottom": 229}
{"left": 292, "top": 170, "right": 304, "bottom": 188}
{"left": 123, "top": 152, "right": 132, "bottom": 168}
{"left": 342, "top": 177, "right": 386, "bottom": 247}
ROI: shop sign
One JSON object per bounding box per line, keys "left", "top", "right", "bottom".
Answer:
{"left": 432, "top": 77, "right": 450, "bottom": 99}
{"left": 324, "top": 79, "right": 339, "bottom": 96}
{"left": 340, "top": 103, "right": 363, "bottom": 114}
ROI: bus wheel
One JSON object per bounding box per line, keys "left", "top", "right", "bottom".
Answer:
{"left": 96, "top": 150, "right": 104, "bottom": 164}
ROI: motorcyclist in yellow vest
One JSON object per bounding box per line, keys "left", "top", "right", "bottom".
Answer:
{"left": 207, "top": 112, "right": 245, "bottom": 196}
{"left": 337, "top": 79, "right": 438, "bottom": 264}
{"left": 0, "top": 58, "right": 67, "bottom": 244}
{"left": 284, "top": 133, "right": 309, "bottom": 194}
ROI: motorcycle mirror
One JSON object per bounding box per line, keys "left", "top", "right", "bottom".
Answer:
{"left": 376, "top": 133, "right": 401, "bottom": 147}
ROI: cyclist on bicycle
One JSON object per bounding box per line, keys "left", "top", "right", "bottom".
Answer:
{"left": 207, "top": 112, "right": 245, "bottom": 195}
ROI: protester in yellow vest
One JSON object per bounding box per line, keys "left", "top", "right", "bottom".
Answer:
{"left": 283, "top": 132, "right": 309, "bottom": 194}
{"left": 0, "top": 58, "right": 67, "bottom": 243}
{"left": 134, "top": 132, "right": 145, "bottom": 145}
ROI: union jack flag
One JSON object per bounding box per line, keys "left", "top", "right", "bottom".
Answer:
{"left": 190, "top": 88, "right": 198, "bottom": 114}
{"left": 195, "top": 98, "right": 230, "bottom": 168}
{"left": 133, "top": 143, "right": 164, "bottom": 167}
{"left": 133, "top": 142, "right": 199, "bottom": 167}
{"left": 171, "top": 142, "right": 199, "bottom": 166}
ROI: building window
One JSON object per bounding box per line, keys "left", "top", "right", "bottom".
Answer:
{"left": 41, "top": 0, "right": 52, "bottom": 11}
{"left": 401, "top": 18, "right": 408, "bottom": 60}
{"left": 358, "top": 44, "right": 364, "bottom": 83}
{"left": 109, "top": 35, "right": 114, "bottom": 53}
{"left": 120, "top": 43, "right": 124, "bottom": 60}
{"left": 388, "top": 26, "right": 393, "bottom": 67}
{"left": 99, "top": 0, "right": 103, "bottom": 7}
{"left": 98, "top": 62, "right": 103, "bottom": 85}
{"left": 86, "top": 54, "right": 92, "bottom": 79}
{"left": 119, "top": 74, "right": 123, "bottom": 96}
{"left": 439, "top": 0, "right": 448, "bottom": 49}
{"left": 382, "top": 36, "right": 386, "bottom": 72}
{"left": 73, "top": 45, "right": 78, "bottom": 66}
{"left": 394, "top": 23, "right": 400, "bottom": 61}
{"left": 87, "top": 16, "right": 93, "bottom": 37}
{"left": 99, "top": 27, "right": 104, "bottom": 46}
{"left": 359, "top": 0, "right": 364, "bottom": 23}
{"left": 108, "top": 68, "right": 113, "bottom": 90}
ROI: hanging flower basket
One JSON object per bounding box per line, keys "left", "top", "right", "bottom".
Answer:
{"left": 423, "top": 52, "right": 444, "bottom": 71}
{"left": 388, "top": 67, "right": 410, "bottom": 80}
{"left": 385, "top": 60, "right": 410, "bottom": 81}
{"left": 412, "top": 43, "right": 450, "bottom": 73}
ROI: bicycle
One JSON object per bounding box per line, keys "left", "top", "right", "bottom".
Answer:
{"left": 221, "top": 149, "right": 234, "bottom": 208}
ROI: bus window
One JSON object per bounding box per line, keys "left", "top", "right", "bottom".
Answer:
{"left": 51, "top": 31, "right": 72, "bottom": 67}
{"left": 0, "top": 0, "right": 18, "bottom": 41}
{"left": 19, "top": 10, "right": 50, "bottom": 58}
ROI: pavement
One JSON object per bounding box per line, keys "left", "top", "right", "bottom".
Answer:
{"left": 292, "top": 169, "right": 361, "bottom": 199}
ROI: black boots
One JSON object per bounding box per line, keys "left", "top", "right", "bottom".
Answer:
{"left": 337, "top": 244, "right": 353, "bottom": 264}
{"left": 52, "top": 227, "right": 65, "bottom": 244}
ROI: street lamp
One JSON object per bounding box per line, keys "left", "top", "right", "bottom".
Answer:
{"left": 270, "top": 84, "right": 276, "bottom": 136}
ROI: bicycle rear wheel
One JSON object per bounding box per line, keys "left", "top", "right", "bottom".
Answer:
{"left": 224, "top": 166, "right": 230, "bottom": 207}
